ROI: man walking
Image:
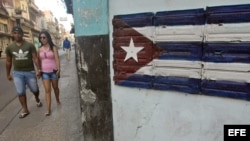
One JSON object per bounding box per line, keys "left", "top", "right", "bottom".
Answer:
{"left": 5, "top": 26, "right": 42, "bottom": 119}
{"left": 63, "top": 37, "right": 71, "bottom": 61}
{"left": 0, "top": 46, "right": 3, "bottom": 58}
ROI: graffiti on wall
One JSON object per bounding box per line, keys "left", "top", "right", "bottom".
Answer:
{"left": 112, "top": 4, "right": 250, "bottom": 101}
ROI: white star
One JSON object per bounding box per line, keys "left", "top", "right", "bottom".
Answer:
{"left": 121, "top": 38, "right": 144, "bottom": 62}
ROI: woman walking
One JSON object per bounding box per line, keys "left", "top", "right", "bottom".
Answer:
{"left": 38, "top": 30, "right": 61, "bottom": 116}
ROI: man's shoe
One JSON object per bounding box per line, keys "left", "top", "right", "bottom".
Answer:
{"left": 37, "top": 101, "right": 42, "bottom": 107}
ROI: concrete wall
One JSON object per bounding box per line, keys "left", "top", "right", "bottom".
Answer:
{"left": 109, "top": 0, "right": 250, "bottom": 141}
{"left": 72, "top": 0, "right": 113, "bottom": 141}
{"left": 72, "top": 0, "right": 250, "bottom": 140}
{"left": 74, "top": 0, "right": 109, "bottom": 36}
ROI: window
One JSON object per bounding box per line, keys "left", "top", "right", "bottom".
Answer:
{"left": 0, "top": 24, "right": 7, "bottom": 33}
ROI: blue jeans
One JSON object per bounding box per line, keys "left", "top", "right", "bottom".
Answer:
{"left": 13, "top": 71, "right": 39, "bottom": 96}
{"left": 41, "top": 72, "right": 59, "bottom": 80}
{"left": 65, "top": 48, "right": 70, "bottom": 61}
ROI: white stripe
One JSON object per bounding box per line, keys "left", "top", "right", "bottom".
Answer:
{"left": 133, "top": 59, "right": 250, "bottom": 81}
{"left": 135, "top": 65, "right": 152, "bottom": 76}
{"left": 133, "top": 25, "right": 204, "bottom": 42}
{"left": 155, "top": 25, "right": 204, "bottom": 42}
{"left": 205, "top": 23, "right": 250, "bottom": 42}
{"left": 203, "top": 62, "right": 250, "bottom": 72}
{"left": 133, "top": 23, "right": 250, "bottom": 42}
{"left": 135, "top": 65, "right": 201, "bottom": 79}
{"left": 203, "top": 70, "right": 250, "bottom": 83}
{"left": 133, "top": 26, "right": 155, "bottom": 41}
{"left": 134, "top": 60, "right": 201, "bottom": 79}
{"left": 152, "top": 67, "right": 201, "bottom": 79}
{"left": 152, "top": 59, "right": 202, "bottom": 68}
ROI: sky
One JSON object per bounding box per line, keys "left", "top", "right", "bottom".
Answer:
{"left": 34, "top": 0, "right": 74, "bottom": 31}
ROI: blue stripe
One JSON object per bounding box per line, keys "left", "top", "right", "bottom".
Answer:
{"left": 202, "top": 88, "right": 250, "bottom": 101}
{"left": 202, "top": 79, "right": 250, "bottom": 100}
{"left": 124, "top": 74, "right": 153, "bottom": 82}
{"left": 206, "top": 4, "right": 250, "bottom": 24}
{"left": 203, "top": 43, "right": 250, "bottom": 63}
{"left": 117, "top": 74, "right": 201, "bottom": 94}
{"left": 156, "top": 42, "right": 202, "bottom": 61}
{"left": 206, "top": 4, "right": 250, "bottom": 13}
{"left": 153, "top": 76, "right": 201, "bottom": 94}
{"left": 118, "top": 80, "right": 152, "bottom": 89}
{"left": 202, "top": 80, "right": 250, "bottom": 93}
{"left": 118, "top": 74, "right": 250, "bottom": 98}
{"left": 154, "top": 76, "right": 201, "bottom": 88}
{"left": 113, "top": 12, "right": 154, "bottom": 27}
{"left": 154, "top": 8, "right": 205, "bottom": 26}
{"left": 113, "top": 4, "right": 250, "bottom": 27}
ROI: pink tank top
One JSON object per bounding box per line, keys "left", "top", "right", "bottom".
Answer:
{"left": 39, "top": 46, "right": 57, "bottom": 72}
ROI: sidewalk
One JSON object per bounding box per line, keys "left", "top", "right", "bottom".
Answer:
{"left": 0, "top": 49, "right": 84, "bottom": 141}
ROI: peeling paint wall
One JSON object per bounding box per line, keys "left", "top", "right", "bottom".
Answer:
{"left": 74, "top": 0, "right": 109, "bottom": 36}
{"left": 72, "top": 0, "right": 113, "bottom": 141}
{"left": 75, "top": 36, "right": 113, "bottom": 141}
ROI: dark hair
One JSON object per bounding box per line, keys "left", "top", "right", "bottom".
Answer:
{"left": 38, "top": 30, "right": 55, "bottom": 51}
{"left": 12, "top": 26, "right": 24, "bottom": 35}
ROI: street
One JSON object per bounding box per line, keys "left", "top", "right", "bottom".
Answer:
{"left": 0, "top": 58, "right": 17, "bottom": 112}
{"left": 0, "top": 56, "right": 28, "bottom": 135}
{"left": 0, "top": 56, "right": 46, "bottom": 134}
{"left": 0, "top": 50, "right": 60, "bottom": 134}
{"left": 0, "top": 49, "right": 83, "bottom": 141}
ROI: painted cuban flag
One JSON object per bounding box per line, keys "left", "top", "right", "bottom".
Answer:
{"left": 112, "top": 9, "right": 205, "bottom": 94}
{"left": 112, "top": 4, "right": 250, "bottom": 100}
{"left": 202, "top": 4, "right": 250, "bottom": 100}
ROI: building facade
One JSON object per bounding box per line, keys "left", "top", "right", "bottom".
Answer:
{"left": 0, "top": 2, "right": 14, "bottom": 58}
{"left": 0, "top": 0, "right": 66, "bottom": 58}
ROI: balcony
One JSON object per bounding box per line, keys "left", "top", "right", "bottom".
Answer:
{"left": 14, "top": 13, "right": 23, "bottom": 19}
{"left": 0, "top": 11, "right": 9, "bottom": 18}
{"left": 0, "top": 31, "right": 11, "bottom": 37}
{"left": 14, "top": 7, "right": 23, "bottom": 19}
{"left": 29, "top": 2, "right": 39, "bottom": 13}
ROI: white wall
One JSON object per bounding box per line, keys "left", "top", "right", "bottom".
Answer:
{"left": 109, "top": 0, "right": 250, "bottom": 141}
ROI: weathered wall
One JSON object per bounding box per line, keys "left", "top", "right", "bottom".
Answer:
{"left": 109, "top": 0, "right": 250, "bottom": 141}
{"left": 72, "top": 0, "right": 113, "bottom": 141}
{"left": 75, "top": 36, "right": 113, "bottom": 141}
{"left": 72, "top": 0, "right": 250, "bottom": 140}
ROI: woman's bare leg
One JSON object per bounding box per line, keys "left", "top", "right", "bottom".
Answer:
{"left": 43, "top": 80, "right": 52, "bottom": 115}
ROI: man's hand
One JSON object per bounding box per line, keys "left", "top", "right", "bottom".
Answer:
{"left": 36, "top": 71, "right": 41, "bottom": 79}
{"left": 7, "top": 75, "right": 13, "bottom": 81}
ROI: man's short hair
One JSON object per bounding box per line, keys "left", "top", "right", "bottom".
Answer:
{"left": 12, "top": 26, "right": 23, "bottom": 35}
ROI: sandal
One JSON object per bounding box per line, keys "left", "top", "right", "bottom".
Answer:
{"left": 36, "top": 101, "right": 42, "bottom": 107}
{"left": 19, "top": 112, "right": 30, "bottom": 119}
{"left": 45, "top": 112, "right": 51, "bottom": 116}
